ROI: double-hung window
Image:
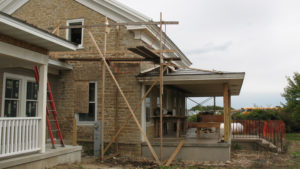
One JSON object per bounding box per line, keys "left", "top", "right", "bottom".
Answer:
{"left": 2, "top": 73, "right": 38, "bottom": 117}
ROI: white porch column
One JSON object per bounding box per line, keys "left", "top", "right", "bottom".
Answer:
{"left": 37, "top": 64, "right": 48, "bottom": 153}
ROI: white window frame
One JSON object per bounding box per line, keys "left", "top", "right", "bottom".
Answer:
{"left": 66, "top": 18, "right": 84, "bottom": 48}
{"left": 75, "top": 81, "right": 97, "bottom": 125}
{"left": 1, "top": 72, "right": 37, "bottom": 117}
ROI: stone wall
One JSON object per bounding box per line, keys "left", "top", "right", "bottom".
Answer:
{"left": 11, "top": 0, "right": 158, "bottom": 157}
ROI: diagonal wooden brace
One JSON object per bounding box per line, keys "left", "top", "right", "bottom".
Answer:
{"left": 88, "top": 31, "right": 161, "bottom": 165}
{"left": 103, "top": 65, "right": 169, "bottom": 155}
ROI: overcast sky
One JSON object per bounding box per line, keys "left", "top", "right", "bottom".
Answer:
{"left": 120, "top": 0, "right": 300, "bottom": 109}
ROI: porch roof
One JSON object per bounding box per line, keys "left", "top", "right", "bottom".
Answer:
{"left": 0, "top": 12, "right": 78, "bottom": 51}
{"left": 137, "top": 68, "right": 245, "bottom": 97}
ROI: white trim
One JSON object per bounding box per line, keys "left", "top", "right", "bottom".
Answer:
{"left": 0, "top": 13, "right": 77, "bottom": 51}
{"left": 66, "top": 18, "right": 84, "bottom": 49}
{"left": 1, "top": 73, "right": 36, "bottom": 117}
{"left": 0, "top": 41, "right": 49, "bottom": 65}
{"left": 0, "top": 0, "right": 29, "bottom": 15}
{"left": 48, "top": 59, "right": 73, "bottom": 70}
{"left": 76, "top": 81, "right": 98, "bottom": 125}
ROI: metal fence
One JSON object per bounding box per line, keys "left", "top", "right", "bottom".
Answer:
{"left": 232, "top": 120, "right": 285, "bottom": 151}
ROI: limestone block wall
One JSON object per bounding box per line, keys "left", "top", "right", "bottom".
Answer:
{"left": 11, "top": 0, "right": 159, "bottom": 157}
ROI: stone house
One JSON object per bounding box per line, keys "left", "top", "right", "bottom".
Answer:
{"left": 0, "top": 0, "right": 245, "bottom": 162}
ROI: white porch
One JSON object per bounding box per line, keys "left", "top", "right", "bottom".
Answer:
{"left": 0, "top": 42, "right": 49, "bottom": 158}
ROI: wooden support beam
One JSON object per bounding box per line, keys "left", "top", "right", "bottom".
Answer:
{"left": 72, "top": 118, "right": 77, "bottom": 146}
{"left": 228, "top": 92, "right": 231, "bottom": 137}
{"left": 103, "top": 152, "right": 120, "bottom": 161}
{"left": 88, "top": 31, "right": 161, "bottom": 165}
{"left": 159, "top": 12, "right": 164, "bottom": 161}
{"left": 48, "top": 21, "right": 179, "bottom": 30}
{"left": 103, "top": 65, "right": 169, "bottom": 155}
{"left": 165, "top": 140, "right": 184, "bottom": 166}
{"left": 101, "top": 17, "right": 108, "bottom": 161}
{"left": 58, "top": 57, "right": 180, "bottom": 62}
{"left": 214, "top": 96, "right": 216, "bottom": 113}
{"left": 223, "top": 83, "right": 230, "bottom": 142}
{"left": 51, "top": 49, "right": 176, "bottom": 56}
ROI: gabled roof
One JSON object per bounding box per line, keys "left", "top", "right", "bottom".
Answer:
{"left": 74, "top": 0, "right": 192, "bottom": 66}
{"left": 0, "top": 11, "right": 78, "bottom": 51}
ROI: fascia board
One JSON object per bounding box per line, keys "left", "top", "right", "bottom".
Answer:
{"left": 0, "top": 13, "right": 77, "bottom": 51}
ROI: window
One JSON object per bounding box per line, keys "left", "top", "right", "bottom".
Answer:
{"left": 66, "top": 19, "right": 84, "bottom": 47}
{"left": 26, "top": 81, "right": 38, "bottom": 117}
{"left": 78, "top": 82, "right": 97, "bottom": 122}
{"left": 145, "top": 96, "right": 151, "bottom": 123}
{"left": 4, "top": 79, "right": 20, "bottom": 117}
{"left": 2, "top": 73, "right": 37, "bottom": 117}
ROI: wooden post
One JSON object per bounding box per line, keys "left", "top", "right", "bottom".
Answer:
{"left": 159, "top": 12, "right": 164, "bottom": 161}
{"left": 223, "top": 83, "right": 230, "bottom": 142}
{"left": 228, "top": 92, "right": 231, "bottom": 139}
{"left": 115, "top": 85, "right": 119, "bottom": 152}
{"left": 115, "top": 25, "right": 120, "bottom": 153}
{"left": 37, "top": 64, "right": 47, "bottom": 153}
{"left": 213, "top": 96, "right": 216, "bottom": 113}
{"left": 72, "top": 118, "right": 77, "bottom": 146}
{"left": 101, "top": 17, "right": 108, "bottom": 161}
{"left": 88, "top": 31, "right": 161, "bottom": 165}
{"left": 165, "top": 140, "right": 184, "bottom": 166}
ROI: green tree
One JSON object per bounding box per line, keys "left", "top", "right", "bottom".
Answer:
{"left": 282, "top": 72, "right": 300, "bottom": 132}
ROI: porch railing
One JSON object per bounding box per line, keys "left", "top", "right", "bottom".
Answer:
{"left": 0, "top": 117, "right": 41, "bottom": 158}
{"left": 232, "top": 120, "right": 285, "bottom": 151}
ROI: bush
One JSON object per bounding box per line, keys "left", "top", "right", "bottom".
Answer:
{"left": 232, "top": 109, "right": 281, "bottom": 120}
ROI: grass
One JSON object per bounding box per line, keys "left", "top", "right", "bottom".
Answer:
{"left": 286, "top": 133, "right": 300, "bottom": 141}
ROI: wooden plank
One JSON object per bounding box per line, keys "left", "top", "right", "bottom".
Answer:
{"left": 103, "top": 65, "right": 169, "bottom": 154}
{"left": 101, "top": 17, "right": 108, "bottom": 162}
{"left": 159, "top": 12, "right": 164, "bottom": 161}
{"left": 176, "top": 119, "right": 180, "bottom": 138}
{"left": 223, "top": 83, "right": 229, "bottom": 142}
{"left": 103, "top": 152, "right": 120, "bottom": 161}
{"left": 72, "top": 118, "right": 77, "bottom": 146}
{"left": 165, "top": 140, "right": 185, "bottom": 166}
{"left": 88, "top": 31, "right": 161, "bottom": 165}
{"left": 48, "top": 21, "right": 179, "bottom": 30}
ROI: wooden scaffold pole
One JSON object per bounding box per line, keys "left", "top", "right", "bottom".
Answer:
{"left": 88, "top": 31, "right": 161, "bottom": 165}
{"left": 159, "top": 12, "right": 164, "bottom": 161}
{"left": 101, "top": 17, "right": 109, "bottom": 161}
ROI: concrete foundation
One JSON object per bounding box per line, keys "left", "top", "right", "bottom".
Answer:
{"left": 0, "top": 145, "right": 82, "bottom": 169}
{"left": 142, "top": 139, "right": 231, "bottom": 161}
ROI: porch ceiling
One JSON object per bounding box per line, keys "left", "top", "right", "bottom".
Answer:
{"left": 137, "top": 68, "right": 245, "bottom": 97}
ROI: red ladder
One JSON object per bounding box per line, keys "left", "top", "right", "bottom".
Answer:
{"left": 34, "top": 66, "right": 65, "bottom": 148}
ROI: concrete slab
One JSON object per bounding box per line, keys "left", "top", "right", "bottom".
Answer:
{"left": 0, "top": 145, "right": 82, "bottom": 169}
{"left": 142, "top": 129, "right": 231, "bottom": 161}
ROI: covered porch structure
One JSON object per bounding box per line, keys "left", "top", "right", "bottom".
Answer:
{"left": 138, "top": 68, "right": 245, "bottom": 161}
{"left": 0, "top": 12, "right": 81, "bottom": 168}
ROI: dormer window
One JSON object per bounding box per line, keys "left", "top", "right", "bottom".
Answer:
{"left": 66, "top": 19, "right": 84, "bottom": 48}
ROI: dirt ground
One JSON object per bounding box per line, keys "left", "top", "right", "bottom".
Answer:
{"left": 51, "top": 140, "right": 300, "bottom": 169}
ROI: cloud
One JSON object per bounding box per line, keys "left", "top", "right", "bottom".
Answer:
{"left": 185, "top": 41, "right": 232, "bottom": 55}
